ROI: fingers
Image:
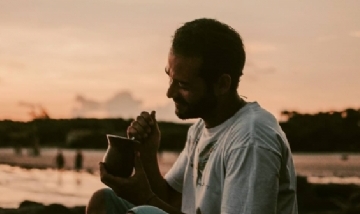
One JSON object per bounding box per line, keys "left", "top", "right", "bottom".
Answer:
{"left": 99, "top": 162, "right": 113, "bottom": 185}
{"left": 141, "top": 111, "right": 155, "bottom": 126}
{"left": 99, "top": 162, "right": 126, "bottom": 188}
{"left": 128, "top": 121, "right": 149, "bottom": 140}
{"left": 127, "top": 122, "right": 147, "bottom": 140}
{"left": 127, "top": 111, "right": 156, "bottom": 140}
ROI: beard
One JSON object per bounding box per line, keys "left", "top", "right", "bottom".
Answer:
{"left": 174, "top": 91, "right": 217, "bottom": 120}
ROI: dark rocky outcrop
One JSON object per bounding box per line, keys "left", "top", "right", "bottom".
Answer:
{"left": 1, "top": 177, "right": 360, "bottom": 214}
{"left": 297, "top": 176, "right": 360, "bottom": 214}
{"left": 0, "top": 201, "right": 85, "bottom": 214}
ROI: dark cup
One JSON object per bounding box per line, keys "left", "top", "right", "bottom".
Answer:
{"left": 102, "top": 134, "right": 136, "bottom": 177}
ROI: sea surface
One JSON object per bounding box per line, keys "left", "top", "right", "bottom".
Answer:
{"left": 0, "top": 148, "right": 360, "bottom": 208}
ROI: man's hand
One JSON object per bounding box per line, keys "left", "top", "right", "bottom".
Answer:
{"left": 127, "top": 111, "right": 160, "bottom": 155}
{"left": 100, "top": 152, "right": 154, "bottom": 205}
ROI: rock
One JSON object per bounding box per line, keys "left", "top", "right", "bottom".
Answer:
{"left": 36, "top": 204, "right": 72, "bottom": 214}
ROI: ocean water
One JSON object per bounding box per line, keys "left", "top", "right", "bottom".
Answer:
{"left": 0, "top": 149, "right": 359, "bottom": 208}
{"left": 0, "top": 148, "right": 177, "bottom": 209}
{"left": 0, "top": 165, "right": 103, "bottom": 208}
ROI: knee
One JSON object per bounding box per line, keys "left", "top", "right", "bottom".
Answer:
{"left": 86, "top": 188, "right": 110, "bottom": 214}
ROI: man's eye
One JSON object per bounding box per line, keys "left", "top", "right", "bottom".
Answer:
{"left": 178, "top": 82, "right": 188, "bottom": 89}
{"left": 168, "top": 78, "right": 188, "bottom": 89}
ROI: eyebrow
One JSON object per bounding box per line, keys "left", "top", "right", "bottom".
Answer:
{"left": 164, "top": 68, "right": 190, "bottom": 85}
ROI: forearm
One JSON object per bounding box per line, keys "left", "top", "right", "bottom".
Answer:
{"left": 141, "top": 153, "right": 170, "bottom": 202}
{"left": 146, "top": 195, "right": 184, "bottom": 214}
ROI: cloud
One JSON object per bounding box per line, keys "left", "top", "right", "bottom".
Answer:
{"left": 74, "top": 95, "right": 102, "bottom": 112}
{"left": 72, "top": 91, "right": 142, "bottom": 119}
{"left": 349, "top": 31, "right": 360, "bottom": 38}
{"left": 72, "top": 96, "right": 104, "bottom": 118}
{"left": 71, "top": 90, "right": 190, "bottom": 122}
{"left": 105, "top": 91, "right": 142, "bottom": 118}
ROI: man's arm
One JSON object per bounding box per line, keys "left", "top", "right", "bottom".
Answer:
{"left": 140, "top": 153, "right": 182, "bottom": 209}
{"left": 127, "top": 111, "right": 183, "bottom": 208}
{"left": 100, "top": 152, "right": 183, "bottom": 213}
{"left": 144, "top": 193, "right": 184, "bottom": 214}
{"left": 222, "top": 145, "right": 281, "bottom": 214}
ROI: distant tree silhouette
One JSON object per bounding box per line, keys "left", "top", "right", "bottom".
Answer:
{"left": 280, "top": 108, "right": 360, "bottom": 152}
{"left": 0, "top": 108, "right": 359, "bottom": 152}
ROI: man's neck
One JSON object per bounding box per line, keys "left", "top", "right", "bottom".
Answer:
{"left": 202, "top": 94, "right": 246, "bottom": 128}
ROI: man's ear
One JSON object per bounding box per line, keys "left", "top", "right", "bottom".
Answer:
{"left": 214, "top": 74, "right": 231, "bottom": 96}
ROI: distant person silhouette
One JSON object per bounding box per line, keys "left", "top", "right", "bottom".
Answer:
{"left": 55, "top": 149, "right": 65, "bottom": 185}
{"left": 74, "top": 149, "right": 84, "bottom": 185}
{"left": 55, "top": 149, "right": 65, "bottom": 170}
{"left": 74, "top": 149, "right": 84, "bottom": 172}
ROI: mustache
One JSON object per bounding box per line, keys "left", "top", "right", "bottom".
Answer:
{"left": 173, "top": 98, "right": 187, "bottom": 104}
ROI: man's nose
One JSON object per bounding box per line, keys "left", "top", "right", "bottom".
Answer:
{"left": 166, "top": 81, "right": 177, "bottom": 98}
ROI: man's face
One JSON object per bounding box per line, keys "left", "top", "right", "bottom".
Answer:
{"left": 165, "top": 51, "right": 217, "bottom": 120}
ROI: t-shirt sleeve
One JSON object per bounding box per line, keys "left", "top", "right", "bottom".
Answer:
{"left": 164, "top": 121, "right": 202, "bottom": 194}
{"left": 164, "top": 148, "right": 188, "bottom": 193}
{"left": 222, "top": 144, "right": 282, "bottom": 214}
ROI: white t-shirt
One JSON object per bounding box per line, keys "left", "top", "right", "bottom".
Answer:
{"left": 165, "top": 102, "right": 298, "bottom": 214}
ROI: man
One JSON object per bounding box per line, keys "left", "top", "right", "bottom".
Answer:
{"left": 86, "top": 18, "right": 298, "bottom": 214}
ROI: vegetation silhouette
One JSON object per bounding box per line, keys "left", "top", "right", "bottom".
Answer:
{"left": 0, "top": 118, "right": 190, "bottom": 152}
{"left": 280, "top": 108, "right": 360, "bottom": 152}
{"left": 0, "top": 108, "right": 359, "bottom": 152}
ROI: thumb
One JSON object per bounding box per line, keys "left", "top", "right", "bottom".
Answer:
{"left": 150, "top": 111, "right": 159, "bottom": 130}
{"left": 150, "top": 111, "right": 157, "bottom": 123}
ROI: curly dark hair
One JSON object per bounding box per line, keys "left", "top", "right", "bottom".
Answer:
{"left": 172, "top": 18, "right": 246, "bottom": 91}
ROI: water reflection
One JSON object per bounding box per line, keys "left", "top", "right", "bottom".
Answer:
{"left": 1, "top": 149, "right": 360, "bottom": 208}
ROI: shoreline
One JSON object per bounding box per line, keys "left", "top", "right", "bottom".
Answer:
{"left": 2, "top": 150, "right": 360, "bottom": 213}
{"left": 1, "top": 163, "right": 360, "bottom": 213}
{"left": 1, "top": 179, "right": 360, "bottom": 214}
{"left": 2, "top": 158, "right": 360, "bottom": 187}
{"left": 0, "top": 149, "right": 176, "bottom": 175}
{"left": 0, "top": 200, "right": 85, "bottom": 214}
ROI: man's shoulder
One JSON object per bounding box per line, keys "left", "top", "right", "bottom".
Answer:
{"left": 224, "top": 102, "right": 284, "bottom": 148}
{"left": 231, "top": 102, "right": 277, "bottom": 130}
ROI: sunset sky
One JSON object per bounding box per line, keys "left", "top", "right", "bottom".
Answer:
{"left": 1, "top": 0, "right": 359, "bottom": 123}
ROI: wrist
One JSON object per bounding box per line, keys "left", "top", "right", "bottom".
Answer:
{"left": 145, "top": 193, "right": 157, "bottom": 205}
{"left": 140, "top": 152, "right": 158, "bottom": 162}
